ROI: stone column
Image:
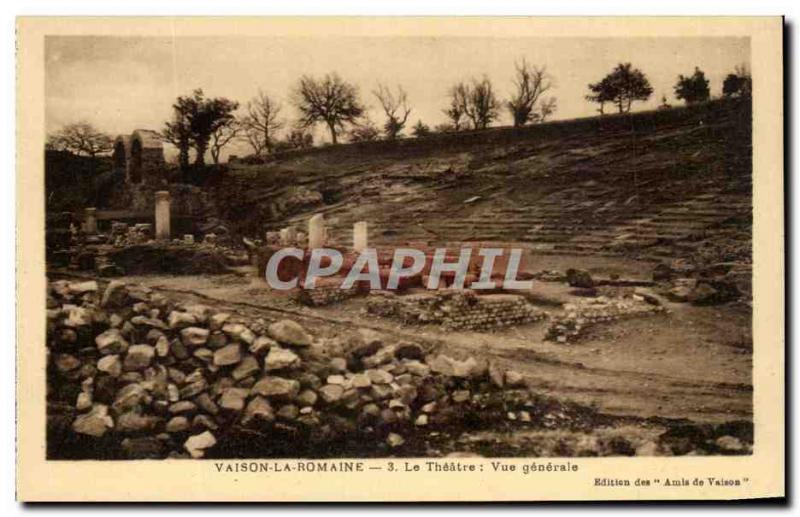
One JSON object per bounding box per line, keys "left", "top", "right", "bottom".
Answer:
{"left": 308, "top": 214, "right": 325, "bottom": 249}
{"left": 353, "top": 221, "right": 368, "bottom": 252}
{"left": 154, "top": 191, "right": 171, "bottom": 240}
{"left": 285, "top": 226, "right": 297, "bottom": 245}
{"left": 84, "top": 207, "right": 97, "bottom": 234}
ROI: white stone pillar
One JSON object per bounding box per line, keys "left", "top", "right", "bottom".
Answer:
{"left": 353, "top": 221, "right": 368, "bottom": 252}
{"left": 308, "top": 214, "right": 325, "bottom": 249}
{"left": 285, "top": 226, "right": 297, "bottom": 245}
{"left": 84, "top": 207, "right": 97, "bottom": 234}
{"left": 154, "top": 191, "right": 171, "bottom": 240}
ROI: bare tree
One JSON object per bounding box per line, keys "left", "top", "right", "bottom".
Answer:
{"left": 535, "top": 97, "right": 558, "bottom": 123}
{"left": 444, "top": 82, "right": 469, "bottom": 131}
{"left": 373, "top": 84, "right": 411, "bottom": 139}
{"left": 465, "top": 76, "right": 500, "bottom": 130}
{"left": 45, "top": 134, "right": 68, "bottom": 152}
{"left": 241, "top": 90, "right": 284, "bottom": 156}
{"left": 49, "top": 122, "right": 113, "bottom": 157}
{"left": 293, "top": 73, "right": 365, "bottom": 145}
{"left": 506, "top": 60, "right": 552, "bottom": 127}
{"left": 209, "top": 119, "right": 241, "bottom": 165}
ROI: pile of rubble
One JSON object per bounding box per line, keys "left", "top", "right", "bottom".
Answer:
{"left": 651, "top": 263, "right": 743, "bottom": 305}
{"left": 110, "top": 222, "right": 153, "bottom": 247}
{"left": 46, "top": 279, "right": 538, "bottom": 459}
{"left": 366, "top": 291, "right": 547, "bottom": 331}
{"left": 545, "top": 294, "right": 666, "bottom": 343}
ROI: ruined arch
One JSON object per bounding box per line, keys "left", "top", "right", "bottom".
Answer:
{"left": 113, "top": 130, "right": 165, "bottom": 185}
{"left": 112, "top": 136, "right": 129, "bottom": 173}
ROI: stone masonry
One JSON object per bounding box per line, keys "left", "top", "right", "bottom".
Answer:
{"left": 367, "top": 291, "right": 546, "bottom": 331}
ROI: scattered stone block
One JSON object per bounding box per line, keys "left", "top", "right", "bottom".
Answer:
{"left": 267, "top": 320, "right": 312, "bottom": 347}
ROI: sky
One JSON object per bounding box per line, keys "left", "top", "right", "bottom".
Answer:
{"left": 45, "top": 35, "right": 749, "bottom": 160}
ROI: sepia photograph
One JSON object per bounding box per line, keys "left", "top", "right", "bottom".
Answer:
{"left": 16, "top": 16, "right": 784, "bottom": 502}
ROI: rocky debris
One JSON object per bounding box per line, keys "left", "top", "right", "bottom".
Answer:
{"left": 184, "top": 431, "right": 217, "bottom": 458}
{"left": 632, "top": 288, "right": 661, "bottom": 306}
{"left": 123, "top": 344, "right": 155, "bottom": 371}
{"left": 652, "top": 264, "right": 673, "bottom": 282}
{"left": 367, "top": 291, "right": 546, "bottom": 331}
{"left": 101, "top": 280, "right": 129, "bottom": 308}
{"left": 232, "top": 355, "right": 260, "bottom": 380}
{"left": 386, "top": 433, "right": 406, "bottom": 448}
{"left": 72, "top": 404, "right": 114, "bottom": 437}
{"left": 688, "top": 279, "right": 741, "bottom": 306}
{"left": 213, "top": 344, "right": 242, "bottom": 366}
{"left": 546, "top": 295, "right": 666, "bottom": 343}
{"left": 267, "top": 320, "right": 313, "bottom": 347}
{"left": 180, "top": 327, "right": 209, "bottom": 346}
{"left": 665, "top": 279, "right": 694, "bottom": 302}
{"left": 656, "top": 422, "right": 753, "bottom": 456}
{"left": 46, "top": 278, "right": 558, "bottom": 459}
{"left": 222, "top": 323, "right": 256, "bottom": 345}
{"left": 241, "top": 396, "right": 275, "bottom": 425}
{"left": 662, "top": 277, "right": 741, "bottom": 305}
{"left": 251, "top": 377, "right": 301, "bottom": 399}
{"left": 715, "top": 435, "right": 746, "bottom": 453}
{"left": 95, "top": 329, "right": 129, "bottom": 355}
{"left": 264, "top": 347, "right": 300, "bottom": 370}
{"left": 566, "top": 269, "right": 594, "bottom": 288}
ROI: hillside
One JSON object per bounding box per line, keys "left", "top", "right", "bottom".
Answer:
{"left": 213, "top": 98, "right": 751, "bottom": 269}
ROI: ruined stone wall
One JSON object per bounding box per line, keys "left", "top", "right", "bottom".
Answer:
{"left": 113, "top": 130, "right": 167, "bottom": 188}
{"left": 138, "top": 148, "right": 167, "bottom": 185}
{"left": 367, "top": 291, "right": 546, "bottom": 331}
{"left": 295, "top": 282, "right": 360, "bottom": 307}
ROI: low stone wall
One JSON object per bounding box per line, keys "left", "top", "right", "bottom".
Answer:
{"left": 294, "top": 281, "right": 360, "bottom": 307}
{"left": 545, "top": 295, "right": 666, "bottom": 343}
{"left": 366, "top": 291, "right": 546, "bottom": 331}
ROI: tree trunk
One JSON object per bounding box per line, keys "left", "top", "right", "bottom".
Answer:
{"left": 327, "top": 121, "right": 338, "bottom": 145}
{"left": 178, "top": 147, "right": 190, "bottom": 171}
{"left": 194, "top": 144, "right": 206, "bottom": 167}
